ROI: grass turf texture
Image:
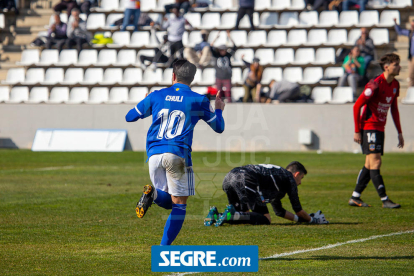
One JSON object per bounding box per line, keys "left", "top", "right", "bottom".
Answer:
{"left": 0, "top": 150, "right": 413, "bottom": 275}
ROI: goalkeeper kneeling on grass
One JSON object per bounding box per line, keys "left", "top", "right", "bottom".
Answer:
{"left": 205, "top": 162, "right": 328, "bottom": 227}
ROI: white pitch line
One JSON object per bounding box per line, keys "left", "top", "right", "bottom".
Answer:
{"left": 165, "top": 230, "right": 414, "bottom": 276}
{"left": 0, "top": 166, "right": 75, "bottom": 172}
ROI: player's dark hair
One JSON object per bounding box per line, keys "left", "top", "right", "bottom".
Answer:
{"left": 173, "top": 59, "right": 197, "bottom": 85}
{"left": 286, "top": 161, "right": 307, "bottom": 175}
{"left": 379, "top": 53, "right": 400, "bottom": 71}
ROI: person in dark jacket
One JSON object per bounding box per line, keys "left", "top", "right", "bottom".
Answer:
{"left": 53, "top": 0, "right": 78, "bottom": 19}
{"left": 46, "top": 12, "right": 68, "bottom": 52}
{"left": 210, "top": 30, "right": 237, "bottom": 102}
{"left": 235, "top": 0, "right": 255, "bottom": 30}
{"left": 355, "top": 28, "right": 375, "bottom": 74}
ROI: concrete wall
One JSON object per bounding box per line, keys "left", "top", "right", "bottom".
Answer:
{"left": 0, "top": 104, "right": 413, "bottom": 152}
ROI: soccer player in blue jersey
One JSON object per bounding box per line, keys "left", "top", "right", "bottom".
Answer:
{"left": 125, "top": 59, "right": 225, "bottom": 245}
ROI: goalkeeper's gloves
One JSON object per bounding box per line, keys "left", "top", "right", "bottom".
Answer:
{"left": 309, "top": 210, "right": 329, "bottom": 224}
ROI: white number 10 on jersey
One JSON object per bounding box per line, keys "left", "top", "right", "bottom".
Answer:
{"left": 157, "top": 109, "right": 186, "bottom": 139}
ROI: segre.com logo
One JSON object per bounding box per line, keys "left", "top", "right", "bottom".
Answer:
{"left": 151, "top": 245, "right": 258, "bottom": 272}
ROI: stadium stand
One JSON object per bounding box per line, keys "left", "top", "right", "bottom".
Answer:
{"left": 0, "top": 0, "right": 413, "bottom": 104}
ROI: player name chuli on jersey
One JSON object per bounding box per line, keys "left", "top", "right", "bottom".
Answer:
{"left": 165, "top": 96, "right": 183, "bottom": 102}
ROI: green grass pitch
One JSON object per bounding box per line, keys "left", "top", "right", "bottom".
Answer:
{"left": 0, "top": 150, "right": 413, "bottom": 275}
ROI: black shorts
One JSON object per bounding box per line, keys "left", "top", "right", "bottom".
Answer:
{"left": 222, "top": 169, "right": 269, "bottom": 215}
{"left": 361, "top": 130, "right": 384, "bottom": 155}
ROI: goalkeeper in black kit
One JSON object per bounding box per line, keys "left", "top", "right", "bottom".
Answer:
{"left": 204, "top": 162, "right": 328, "bottom": 226}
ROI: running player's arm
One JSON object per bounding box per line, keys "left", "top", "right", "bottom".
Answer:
{"left": 390, "top": 85, "right": 404, "bottom": 148}
{"left": 125, "top": 94, "right": 152, "bottom": 122}
{"left": 353, "top": 80, "right": 378, "bottom": 143}
{"left": 199, "top": 96, "right": 225, "bottom": 133}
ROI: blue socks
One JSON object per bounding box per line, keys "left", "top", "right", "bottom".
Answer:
{"left": 154, "top": 189, "right": 172, "bottom": 210}
{"left": 160, "top": 204, "right": 187, "bottom": 246}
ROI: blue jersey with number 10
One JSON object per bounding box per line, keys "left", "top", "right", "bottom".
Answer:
{"left": 125, "top": 83, "right": 225, "bottom": 166}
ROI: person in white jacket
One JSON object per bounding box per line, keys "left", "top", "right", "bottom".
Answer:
{"left": 121, "top": 0, "right": 141, "bottom": 32}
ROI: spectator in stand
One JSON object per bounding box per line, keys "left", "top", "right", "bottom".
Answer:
{"left": 140, "top": 26, "right": 171, "bottom": 70}
{"left": 338, "top": 46, "right": 365, "bottom": 96}
{"left": 235, "top": 0, "right": 255, "bottom": 30}
{"left": 46, "top": 12, "right": 67, "bottom": 52}
{"left": 355, "top": 27, "right": 375, "bottom": 75}
{"left": 342, "top": 0, "right": 366, "bottom": 12}
{"left": 112, "top": 12, "right": 155, "bottom": 29}
{"left": 242, "top": 56, "right": 263, "bottom": 103}
{"left": 162, "top": 6, "right": 192, "bottom": 63}
{"left": 266, "top": 80, "right": 301, "bottom": 104}
{"left": 53, "top": 0, "right": 78, "bottom": 19}
{"left": 394, "top": 18, "right": 414, "bottom": 87}
{"left": 210, "top": 30, "right": 237, "bottom": 102}
{"left": 184, "top": 30, "right": 212, "bottom": 69}
{"left": 1, "top": 0, "right": 19, "bottom": 14}
{"left": 165, "top": 0, "right": 190, "bottom": 14}
{"left": 304, "top": 0, "right": 331, "bottom": 11}
{"left": 65, "top": 8, "right": 92, "bottom": 53}
{"left": 78, "top": 0, "right": 98, "bottom": 17}
{"left": 121, "top": 0, "right": 141, "bottom": 32}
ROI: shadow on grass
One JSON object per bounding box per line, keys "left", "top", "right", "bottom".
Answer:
{"left": 270, "top": 222, "right": 360, "bottom": 226}
{"left": 262, "top": 255, "right": 414, "bottom": 261}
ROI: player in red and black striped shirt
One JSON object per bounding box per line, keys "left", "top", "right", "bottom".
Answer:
{"left": 349, "top": 53, "right": 404, "bottom": 209}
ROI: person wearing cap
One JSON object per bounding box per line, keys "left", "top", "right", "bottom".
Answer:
{"left": 184, "top": 30, "right": 212, "bottom": 68}
{"left": 242, "top": 56, "right": 263, "bottom": 102}
{"left": 139, "top": 25, "right": 171, "bottom": 70}
{"left": 210, "top": 30, "right": 237, "bottom": 102}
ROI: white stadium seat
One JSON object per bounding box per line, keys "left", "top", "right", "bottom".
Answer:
{"left": 88, "top": 87, "right": 109, "bottom": 104}
{"left": 157, "top": 0, "right": 176, "bottom": 12}
{"left": 379, "top": 10, "right": 400, "bottom": 27}
{"left": 261, "top": 67, "right": 283, "bottom": 84}
{"left": 78, "top": 49, "right": 98, "bottom": 66}
{"left": 286, "top": 29, "right": 307, "bottom": 46}
{"left": 230, "top": 31, "right": 247, "bottom": 47}
{"left": 6, "top": 87, "right": 29, "bottom": 103}
{"left": 192, "top": 86, "right": 208, "bottom": 95}
{"left": 22, "top": 68, "right": 44, "bottom": 85}
{"left": 283, "top": 67, "right": 303, "bottom": 83}
{"left": 326, "top": 29, "right": 347, "bottom": 46}
{"left": 95, "top": 0, "right": 119, "bottom": 11}
{"left": 306, "top": 29, "right": 327, "bottom": 46}
{"left": 140, "top": 0, "right": 156, "bottom": 12}
{"left": 193, "top": 69, "right": 202, "bottom": 85}
{"left": 121, "top": 68, "right": 143, "bottom": 85}
{"left": 256, "top": 0, "right": 272, "bottom": 10}
{"left": 42, "top": 68, "right": 64, "bottom": 85}
{"left": 115, "top": 49, "right": 137, "bottom": 66}
{"left": 337, "top": 11, "right": 358, "bottom": 27}
{"left": 81, "top": 68, "right": 104, "bottom": 85}
{"left": 298, "top": 11, "right": 318, "bottom": 27}
{"left": 27, "top": 87, "right": 48, "bottom": 103}
{"left": 68, "top": 87, "right": 89, "bottom": 104}
{"left": 212, "top": 0, "right": 237, "bottom": 11}
{"left": 293, "top": 48, "right": 315, "bottom": 65}
{"left": 0, "top": 86, "right": 10, "bottom": 102}
{"left": 57, "top": 49, "right": 78, "bottom": 65}
{"left": 220, "top": 12, "right": 238, "bottom": 29}
{"left": 278, "top": 12, "right": 298, "bottom": 28}
{"left": 17, "top": 49, "right": 39, "bottom": 66}
{"left": 37, "top": 49, "right": 59, "bottom": 65}
{"left": 2, "top": 68, "right": 25, "bottom": 85}
{"left": 259, "top": 12, "right": 278, "bottom": 28}
{"left": 0, "top": 14, "right": 5, "bottom": 29}
{"left": 141, "top": 68, "right": 163, "bottom": 84}
{"left": 48, "top": 87, "right": 69, "bottom": 104}
{"left": 128, "top": 87, "right": 148, "bottom": 104}
{"left": 317, "top": 11, "right": 338, "bottom": 27}
{"left": 108, "top": 87, "right": 129, "bottom": 104}
{"left": 272, "top": 0, "right": 290, "bottom": 10}
{"left": 290, "top": 0, "right": 306, "bottom": 9}
{"left": 330, "top": 87, "right": 354, "bottom": 104}
{"left": 102, "top": 68, "right": 123, "bottom": 85}
{"left": 62, "top": 68, "right": 84, "bottom": 85}
{"left": 108, "top": 31, "right": 131, "bottom": 47}
{"left": 160, "top": 68, "right": 173, "bottom": 85}
{"left": 97, "top": 49, "right": 117, "bottom": 66}
{"left": 184, "top": 13, "right": 201, "bottom": 29}
{"left": 232, "top": 68, "right": 243, "bottom": 85}
{"left": 265, "top": 30, "right": 287, "bottom": 47}
{"left": 300, "top": 67, "right": 323, "bottom": 84}
{"left": 187, "top": 31, "right": 203, "bottom": 47}
{"left": 198, "top": 68, "right": 216, "bottom": 86}
{"left": 320, "top": 67, "right": 344, "bottom": 85}
{"left": 347, "top": 29, "right": 361, "bottom": 45}
{"left": 314, "top": 48, "right": 335, "bottom": 65}
{"left": 402, "top": 87, "right": 414, "bottom": 104}
{"left": 86, "top": 13, "right": 105, "bottom": 30}
{"left": 129, "top": 31, "right": 150, "bottom": 47}
{"left": 239, "top": 12, "right": 260, "bottom": 28}
{"left": 137, "top": 50, "right": 156, "bottom": 65}
{"left": 246, "top": 30, "right": 267, "bottom": 47}
{"left": 370, "top": 28, "right": 389, "bottom": 45}
{"left": 255, "top": 49, "right": 274, "bottom": 65}
{"left": 357, "top": 11, "right": 379, "bottom": 27}
{"left": 208, "top": 31, "right": 227, "bottom": 47}
{"left": 233, "top": 49, "right": 254, "bottom": 65}
{"left": 231, "top": 87, "right": 245, "bottom": 102}
{"left": 311, "top": 87, "right": 332, "bottom": 104}
{"left": 273, "top": 48, "right": 294, "bottom": 65}
{"left": 200, "top": 13, "right": 221, "bottom": 29}
{"left": 105, "top": 14, "right": 124, "bottom": 29}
